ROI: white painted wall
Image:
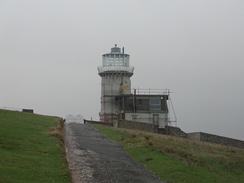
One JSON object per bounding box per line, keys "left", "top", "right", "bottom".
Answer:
{"left": 125, "top": 112, "right": 168, "bottom": 128}
{"left": 100, "top": 74, "right": 132, "bottom": 115}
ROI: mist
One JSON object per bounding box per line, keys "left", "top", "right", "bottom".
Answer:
{"left": 0, "top": 0, "right": 243, "bottom": 140}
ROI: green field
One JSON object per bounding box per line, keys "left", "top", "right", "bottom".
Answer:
{"left": 95, "top": 124, "right": 244, "bottom": 183}
{"left": 0, "top": 109, "right": 70, "bottom": 183}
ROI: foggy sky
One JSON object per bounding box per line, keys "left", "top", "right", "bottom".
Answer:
{"left": 0, "top": 0, "right": 244, "bottom": 140}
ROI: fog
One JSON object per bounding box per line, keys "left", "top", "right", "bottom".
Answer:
{"left": 0, "top": 0, "right": 244, "bottom": 140}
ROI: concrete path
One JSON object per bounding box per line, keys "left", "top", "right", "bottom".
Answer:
{"left": 65, "top": 123, "right": 163, "bottom": 183}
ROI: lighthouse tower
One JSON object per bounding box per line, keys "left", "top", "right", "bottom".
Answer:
{"left": 98, "top": 45, "right": 134, "bottom": 122}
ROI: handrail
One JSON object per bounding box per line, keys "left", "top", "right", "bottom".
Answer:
{"left": 98, "top": 66, "right": 134, "bottom": 73}
{"left": 132, "top": 88, "right": 170, "bottom": 95}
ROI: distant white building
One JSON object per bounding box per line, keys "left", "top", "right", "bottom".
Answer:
{"left": 65, "top": 114, "right": 84, "bottom": 124}
{"left": 98, "top": 45, "right": 170, "bottom": 129}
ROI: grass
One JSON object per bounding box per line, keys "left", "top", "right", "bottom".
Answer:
{"left": 94, "top": 124, "right": 244, "bottom": 183}
{"left": 0, "top": 109, "right": 70, "bottom": 183}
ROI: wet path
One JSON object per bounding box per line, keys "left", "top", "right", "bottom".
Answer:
{"left": 65, "top": 123, "right": 163, "bottom": 183}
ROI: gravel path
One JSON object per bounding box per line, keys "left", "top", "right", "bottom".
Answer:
{"left": 65, "top": 123, "right": 163, "bottom": 183}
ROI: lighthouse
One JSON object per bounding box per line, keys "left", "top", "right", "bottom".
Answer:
{"left": 98, "top": 45, "right": 170, "bottom": 128}
{"left": 98, "top": 44, "right": 134, "bottom": 122}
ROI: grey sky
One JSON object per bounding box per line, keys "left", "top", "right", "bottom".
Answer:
{"left": 0, "top": 0, "right": 244, "bottom": 140}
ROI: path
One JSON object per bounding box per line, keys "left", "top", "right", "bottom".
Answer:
{"left": 65, "top": 123, "right": 163, "bottom": 183}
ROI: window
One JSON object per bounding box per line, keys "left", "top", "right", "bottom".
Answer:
{"left": 136, "top": 98, "right": 149, "bottom": 112}
{"left": 150, "top": 97, "right": 161, "bottom": 111}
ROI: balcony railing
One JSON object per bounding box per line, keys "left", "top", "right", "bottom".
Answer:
{"left": 98, "top": 66, "right": 134, "bottom": 74}
{"left": 132, "top": 88, "right": 171, "bottom": 95}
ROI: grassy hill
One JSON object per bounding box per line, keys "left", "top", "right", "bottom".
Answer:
{"left": 0, "top": 109, "right": 70, "bottom": 183}
{"left": 95, "top": 124, "right": 244, "bottom": 183}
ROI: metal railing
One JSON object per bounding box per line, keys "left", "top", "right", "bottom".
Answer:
{"left": 98, "top": 66, "right": 134, "bottom": 73}
{"left": 132, "top": 88, "right": 170, "bottom": 95}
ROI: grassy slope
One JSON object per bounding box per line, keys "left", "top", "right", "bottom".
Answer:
{"left": 0, "top": 109, "right": 70, "bottom": 183}
{"left": 95, "top": 124, "right": 244, "bottom": 183}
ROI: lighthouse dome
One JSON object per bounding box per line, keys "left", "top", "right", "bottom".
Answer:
{"left": 111, "top": 44, "right": 121, "bottom": 53}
